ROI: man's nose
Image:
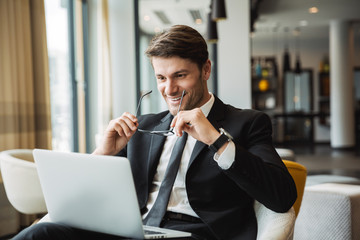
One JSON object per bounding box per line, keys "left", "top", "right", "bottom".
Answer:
{"left": 164, "top": 80, "right": 178, "bottom": 95}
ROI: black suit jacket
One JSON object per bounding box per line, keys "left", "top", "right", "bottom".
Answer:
{"left": 118, "top": 96, "right": 297, "bottom": 239}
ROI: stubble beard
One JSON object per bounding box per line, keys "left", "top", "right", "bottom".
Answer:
{"left": 167, "top": 75, "right": 206, "bottom": 116}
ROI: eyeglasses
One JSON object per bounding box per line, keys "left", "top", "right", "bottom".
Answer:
{"left": 135, "top": 90, "right": 186, "bottom": 136}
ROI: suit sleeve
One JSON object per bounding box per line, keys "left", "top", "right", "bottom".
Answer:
{"left": 221, "top": 112, "right": 297, "bottom": 213}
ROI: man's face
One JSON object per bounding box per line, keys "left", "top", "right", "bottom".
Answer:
{"left": 152, "top": 56, "right": 211, "bottom": 116}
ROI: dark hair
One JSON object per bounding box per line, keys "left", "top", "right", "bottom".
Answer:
{"left": 145, "top": 25, "right": 209, "bottom": 70}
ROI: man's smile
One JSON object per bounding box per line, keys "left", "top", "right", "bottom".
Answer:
{"left": 166, "top": 92, "right": 186, "bottom": 104}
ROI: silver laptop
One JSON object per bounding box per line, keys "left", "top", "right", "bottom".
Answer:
{"left": 33, "top": 149, "right": 192, "bottom": 239}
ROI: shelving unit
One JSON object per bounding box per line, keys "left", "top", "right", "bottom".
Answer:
{"left": 251, "top": 57, "right": 279, "bottom": 112}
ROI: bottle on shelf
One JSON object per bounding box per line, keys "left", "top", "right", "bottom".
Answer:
{"left": 255, "top": 57, "right": 262, "bottom": 78}
{"left": 260, "top": 57, "right": 268, "bottom": 78}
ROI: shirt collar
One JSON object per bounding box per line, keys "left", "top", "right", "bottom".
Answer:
{"left": 200, "top": 93, "right": 215, "bottom": 118}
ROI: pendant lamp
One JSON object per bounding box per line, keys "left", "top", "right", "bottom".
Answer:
{"left": 295, "top": 54, "right": 302, "bottom": 74}
{"left": 211, "top": 0, "right": 227, "bottom": 21}
{"left": 207, "top": 12, "right": 218, "bottom": 43}
{"left": 283, "top": 47, "right": 291, "bottom": 73}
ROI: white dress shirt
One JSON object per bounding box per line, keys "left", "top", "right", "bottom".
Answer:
{"left": 144, "top": 93, "right": 235, "bottom": 218}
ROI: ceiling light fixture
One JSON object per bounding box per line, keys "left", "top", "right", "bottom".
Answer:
{"left": 308, "top": 7, "right": 318, "bottom": 14}
{"left": 154, "top": 11, "right": 171, "bottom": 24}
{"left": 144, "top": 15, "right": 150, "bottom": 21}
{"left": 189, "top": 10, "right": 203, "bottom": 25}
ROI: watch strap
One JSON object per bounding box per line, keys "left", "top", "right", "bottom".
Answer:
{"left": 209, "top": 133, "right": 230, "bottom": 152}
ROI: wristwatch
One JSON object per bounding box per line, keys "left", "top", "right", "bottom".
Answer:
{"left": 209, "top": 128, "right": 233, "bottom": 152}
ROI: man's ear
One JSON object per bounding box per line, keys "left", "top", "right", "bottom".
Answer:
{"left": 203, "top": 59, "right": 212, "bottom": 80}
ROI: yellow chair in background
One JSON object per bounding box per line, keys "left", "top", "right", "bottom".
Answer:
{"left": 283, "top": 160, "right": 307, "bottom": 217}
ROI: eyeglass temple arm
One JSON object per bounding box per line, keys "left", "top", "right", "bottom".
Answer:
{"left": 176, "top": 90, "right": 186, "bottom": 115}
{"left": 135, "top": 90, "right": 152, "bottom": 117}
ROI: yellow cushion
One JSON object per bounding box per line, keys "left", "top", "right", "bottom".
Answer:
{"left": 283, "top": 160, "right": 307, "bottom": 217}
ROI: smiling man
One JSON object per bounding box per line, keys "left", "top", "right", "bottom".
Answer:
{"left": 14, "top": 25, "right": 296, "bottom": 240}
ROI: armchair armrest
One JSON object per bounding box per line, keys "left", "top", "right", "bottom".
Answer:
{"left": 255, "top": 201, "right": 296, "bottom": 240}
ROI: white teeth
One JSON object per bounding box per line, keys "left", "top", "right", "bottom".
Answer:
{"left": 169, "top": 96, "right": 181, "bottom": 101}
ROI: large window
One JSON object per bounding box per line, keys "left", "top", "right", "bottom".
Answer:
{"left": 44, "top": 0, "right": 75, "bottom": 151}
{"left": 45, "top": 0, "right": 90, "bottom": 152}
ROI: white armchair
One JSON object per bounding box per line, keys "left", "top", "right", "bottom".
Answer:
{"left": 0, "top": 149, "right": 47, "bottom": 215}
{"left": 255, "top": 202, "right": 296, "bottom": 240}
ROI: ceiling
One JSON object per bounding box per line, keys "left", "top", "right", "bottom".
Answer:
{"left": 139, "top": 0, "right": 360, "bottom": 42}
{"left": 139, "top": 0, "right": 210, "bottom": 35}
{"left": 254, "top": 0, "right": 360, "bottom": 42}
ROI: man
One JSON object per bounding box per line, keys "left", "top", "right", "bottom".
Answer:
{"left": 14, "top": 25, "right": 296, "bottom": 240}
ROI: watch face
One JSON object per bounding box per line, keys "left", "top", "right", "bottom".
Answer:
{"left": 220, "top": 128, "right": 233, "bottom": 140}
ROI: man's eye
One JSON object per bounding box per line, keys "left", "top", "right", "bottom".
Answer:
{"left": 157, "top": 76, "right": 166, "bottom": 81}
{"left": 177, "top": 74, "right": 186, "bottom": 78}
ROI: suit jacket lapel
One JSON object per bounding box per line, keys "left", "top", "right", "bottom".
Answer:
{"left": 147, "top": 112, "right": 173, "bottom": 182}
{"left": 188, "top": 96, "right": 226, "bottom": 167}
